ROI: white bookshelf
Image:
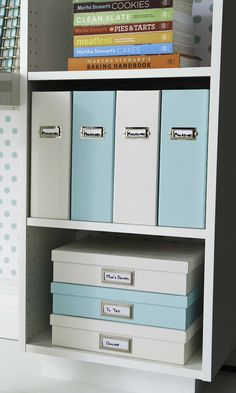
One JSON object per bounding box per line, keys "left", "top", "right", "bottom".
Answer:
{"left": 18, "top": 0, "right": 236, "bottom": 391}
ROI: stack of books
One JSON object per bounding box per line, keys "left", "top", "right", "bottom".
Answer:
{"left": 68, "top": 0, "right": 200, "bottom": 71}
{"left": 0, "top": 0, "right": 20, "bottom": 73}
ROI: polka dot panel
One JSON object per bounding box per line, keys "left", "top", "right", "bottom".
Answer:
{"left": 193, "top": 0, "right": 213, "bottom": 66}
{"left": 0, "top": 110, "right": 20, "bottom": 281}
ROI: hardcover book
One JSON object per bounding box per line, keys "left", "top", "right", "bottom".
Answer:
{"left": 74, "top": 0, "right": 174, "bottom": 13}
{"left": 73, "top": 21, "right": 173, "bottom": 35}
{"left": 68, "top": 54, "right": 201, "bottom": 71}
{"left": 73, "top": 31, "right": 173, "bottom": 47}
{"left": 73, "top": 8, "right": 176, "bottom": 26}
{"left": 73, "top": 43, "right": 173, "bottom": 57}
{"left": 73, "top": 0, "right": 193, "bottom": 16}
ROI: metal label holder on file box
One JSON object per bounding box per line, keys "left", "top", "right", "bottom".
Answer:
{"left": 169, "top": 127, "right": 198, "bottom": 140}
{"left": 99, "top": 334, "right": 132, "bottom": 354}
{"left": 39, "top": 126, "right": 62, "bottom": 138}
{"left": 124, "top": 127, "right": 150, "bottom": 139}
{"left": 80, "top": 126, "right": 105, "bottom": 139}
{"left": 101, "top": 301, "right": 134, "bottom": 320}
{"left": 102, "top": 268, "right": 135, "bottom": 286}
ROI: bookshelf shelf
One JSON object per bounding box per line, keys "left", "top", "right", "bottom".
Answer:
{"left": 28, "top": 67, "right": 212, "bottom": 81}
{"left": 26, "top": 330, "right": 203, "bottom": 380}
{"left": 27, "top": 217, "right": 206, "bottom": 239}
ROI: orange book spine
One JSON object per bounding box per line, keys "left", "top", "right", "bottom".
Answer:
{"left": 68, "top": 54, "right": 181, "bottom": 71}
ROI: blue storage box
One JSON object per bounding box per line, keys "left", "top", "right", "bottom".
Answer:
{"left": 51, "top": 282, "right": 203, "bottom": 330}
{"left": 71, "top": 91, "right": 116, "bottom": 223}
{"left": 158, "top": 89, "right": 209, "bottom": 229}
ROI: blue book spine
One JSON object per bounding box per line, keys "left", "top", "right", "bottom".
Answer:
{"left": 73, "top": 43, "right": 173, "bottom": 57}
{"left": 71, "top": 91, "right": 116, "bottom": 223}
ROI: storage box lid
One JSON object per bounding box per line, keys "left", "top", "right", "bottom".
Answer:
{"left": 51, "top": 282, "right": 203, "bottom": 309}
{"left": 52, "top": 235, "right": 204, "bottom": 274}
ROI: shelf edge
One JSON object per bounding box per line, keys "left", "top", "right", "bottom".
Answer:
{"left": 28, "top": 67, "right": 212, "bottom": 81}
{"left": 27, "top": 218, "right": 206, "bottom": 239}
{"left": 26, "top": 341, "right": 203, "bottom": 380}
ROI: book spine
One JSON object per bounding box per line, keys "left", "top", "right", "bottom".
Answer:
{"left": 73, "top": 21, "right": 173, "bottom": 35}
{"left": 74, "top": 0, "right": 173, "bottom": 13}
{"left": 73, "top": 43, "right": 173, "bottom": 57}
{"left": 73, "top": 31, "right": 173, "bottom": 47}
{"left": 73, "top": 8, "right": 174, "bottom": 26}
{"left": 68, "top": 54, "right": 181, "bottom": 70}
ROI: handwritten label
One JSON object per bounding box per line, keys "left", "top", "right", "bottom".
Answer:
{"left": 102, "top": 302, "right": 132, "bottom": 319}
{"left": 100, "top": 335, "right": 132, "bottom": 353}
{"left": 102, "top": 269, "right": 134, "bottom": 286}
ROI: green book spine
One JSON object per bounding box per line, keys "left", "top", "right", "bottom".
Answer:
{"left": 73, "top": 8, "right": 174, "bottom": 26}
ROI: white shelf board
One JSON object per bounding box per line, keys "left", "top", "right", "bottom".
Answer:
{"left": 26, "top": 330, "right": 203, "bottom": 380}
{"left": 28, "top": 67, "right": 211, "bottom": 81}
{"left": 27, "top": 217, "right": 206, "bottom": 239}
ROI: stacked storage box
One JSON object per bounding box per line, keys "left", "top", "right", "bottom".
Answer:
{"left": 50, "top": 235, "right": 204, "bottom": 365}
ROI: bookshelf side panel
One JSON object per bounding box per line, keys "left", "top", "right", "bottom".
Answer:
{"left": 211, "top": 0, "right": 236, "bottom": 379}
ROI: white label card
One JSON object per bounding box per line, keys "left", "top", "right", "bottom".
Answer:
{"left": 102, "top": 302, "right": 132, "bottom": 319}
{"left": 102, "top": 269, "right": 134, "bottom": 286}
{"left": 100, "top": 335, "right": 132, "bottom": 353}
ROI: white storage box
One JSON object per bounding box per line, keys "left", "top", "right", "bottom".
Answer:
{"left": 50, "top": 314, "right": 202, "bottom": 365}
{"left": 52, "top": 236, "right": 204, "bottom": 295}
{"left": 31, "top": 91, "right": 71, "bottom": 219}
{"left": 113, "top": 90, "right": 160, "bottom": 226}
